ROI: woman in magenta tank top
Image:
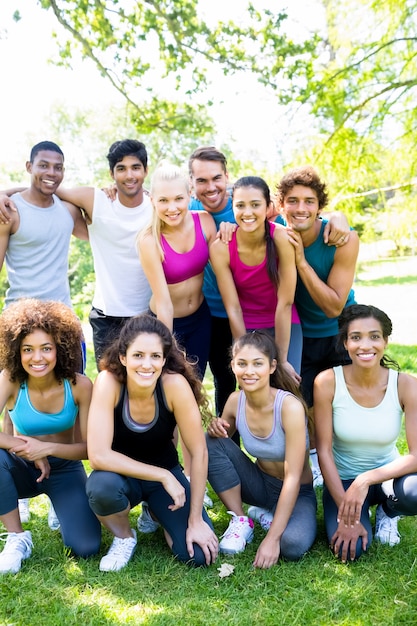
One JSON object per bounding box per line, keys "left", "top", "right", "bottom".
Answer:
{"left": 210, "top": 176, "right": 300, "bottom": 384}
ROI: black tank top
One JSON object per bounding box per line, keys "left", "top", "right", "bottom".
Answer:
{"left": 112, "top": 378, "right": 178, "bottom": 470}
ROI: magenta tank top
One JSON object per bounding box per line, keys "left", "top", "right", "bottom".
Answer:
{"left": 229, "top": 221, "right": 299, "bottom": 328}
{"left": 161, "top": 213, "right": 209, "bottom": 285}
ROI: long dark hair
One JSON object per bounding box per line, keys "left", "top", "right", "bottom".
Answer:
{"left": 338, "top": 304, "right": 400, "bottom": 370}
{"left": 232, "top": 176, "right": 279, "bottom": 288}
{"left": 100, "top": 314, "right": 211, "bottom": 421}
{"left": 231, "top": 331, "right": 306, "bottom": 411}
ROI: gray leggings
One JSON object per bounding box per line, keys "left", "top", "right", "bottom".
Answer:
{"left": 323, "top": 474, "right": 417, "bottom": 560}
{"left": 86, "top": 464, "right": 214, "bottom": 567}
{"left": 207, "top": 435, "right": 317, "bottom": 560}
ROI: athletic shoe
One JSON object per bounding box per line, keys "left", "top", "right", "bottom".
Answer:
{"left": 312, "top": 467, "right": 324, "bottom": 489}
{"left": 48, "top": 502, "right": 60, "bottom": 531}
{"left": 18, "top": 499, "right": 30, "bottom": 524}
{"left": 375, "top": 505, "right": 401, "bottom": 546}
{"left": 219, "top": 511, "right": 254, "bottom": 555}
{"left": 0, "top": 531, "right": 33, "bottom": 574}
{"left": 99, "top": 530, "right": 137, "bottom": 572}
{"left": 204, "top": 487, "right": 213, "bottom": 509}
{"left": 247, "top": 506, "right": 274, "bottom": 531}
{"left": 137, "top": 502, "right": 160, "bottom": 534}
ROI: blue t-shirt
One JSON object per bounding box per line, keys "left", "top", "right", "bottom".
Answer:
{"left": 189, "top": 196, "right": 235, "bottom": 317}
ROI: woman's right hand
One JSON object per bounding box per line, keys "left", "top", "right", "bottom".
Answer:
{"left": 330, "top": 520, "right": 368, "bottom": 563}
{"left": 101, "top": 185, "right": 117, "bottom": 201}
{"left": 206, "top": 418, "right": 230, "bottom": 438}
{"left": 162, "top": 471, "right": 186, "bottom": 511}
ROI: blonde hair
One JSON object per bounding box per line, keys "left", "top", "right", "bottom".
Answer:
{"left": 139, "top": 161, "right": 190, "bottom": 261}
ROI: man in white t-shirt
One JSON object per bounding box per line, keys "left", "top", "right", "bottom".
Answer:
{"left": 57, "top": 139, "right": 152, "bottom": 364}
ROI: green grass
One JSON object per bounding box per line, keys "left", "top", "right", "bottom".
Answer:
{"left": 1, "top": 344, "right": 417, "bottom": 625}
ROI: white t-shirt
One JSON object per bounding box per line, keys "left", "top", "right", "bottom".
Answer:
{"left": 88, "top": 189, "right": 152, "bottom": 316}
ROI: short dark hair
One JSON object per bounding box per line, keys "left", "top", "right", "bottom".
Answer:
{"left": 107, "top": 139, "right": 148, "bottom": 172}
{"left": 277, "top": 165, "right": 329, "bottom": 210}
{"left": 188, "top": 146, "right": 227, "bottom": 175}
{"left": 30, "top": 141, "right": 64, "bottom": 163}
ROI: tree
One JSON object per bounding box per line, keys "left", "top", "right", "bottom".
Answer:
{"left": 21, "top": 1, "right": 315, "bottom": 137}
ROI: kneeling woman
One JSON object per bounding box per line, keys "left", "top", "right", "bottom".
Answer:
{"left": 315, "top": 304, "right": 417, "bottom": 563}
{"left": 0, "top": 299, "right": 101, "bottom": 575}
{"left": 86, "top": 314, "right": 218, "bottom": 571}
{"left": 207, "top": 331, "right": 316, "bottom": 569}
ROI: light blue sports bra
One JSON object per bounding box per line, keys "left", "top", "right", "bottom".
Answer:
{"left": 9, "top": 378, "right": 78, "bottom": 436}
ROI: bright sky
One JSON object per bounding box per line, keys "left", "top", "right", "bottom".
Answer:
{"left": 0, "top": 0, "right": 324, "bottom": 181}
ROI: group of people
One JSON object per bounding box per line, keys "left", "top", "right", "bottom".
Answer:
{"left": 0, "top": 139, "right": 416, "bottom": 575}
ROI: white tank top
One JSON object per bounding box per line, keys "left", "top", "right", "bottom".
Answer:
{"left": 88, "top": 189, "right": 152, "bottom": 316}
{"left": 6, "top": 193, "right": 73, "bottom": 307}
{"left": 332, "top": 366, "right": 402, "bottom": 480}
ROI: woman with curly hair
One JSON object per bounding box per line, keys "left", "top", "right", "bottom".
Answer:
{"left": 0, "top": 299, "right": 101, "bottom": 575}
{"left": 86, "top": 314, "right": 219, "bottom": 571}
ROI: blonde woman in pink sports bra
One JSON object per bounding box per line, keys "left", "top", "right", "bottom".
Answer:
{"left": 138, "top": 163, "right": 217, "bottom": 381}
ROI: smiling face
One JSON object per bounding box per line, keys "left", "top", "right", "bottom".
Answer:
{"left": 119, "top": 332, "right": 166, "bottom": 387}
{"left": 20, "top": 329, "right": 57, "bottom": 378}
{"left": 231, "top": 344, "right": 276, "bottom": 393}
{"left": 26, "top": 150, "right": 64, "bottom": 197}
{"left": 190, "top": 159, "right": 229, "bottom": 213}
{"left": 281, "top": 184, "right": 320, "bottom": 233}
{"left": 151, "top": 177, "right": 190, "bottom": 228}
{"left": 232, "top": 185, "right": 269, "bottom": 232}
{"left": 344, "top": 317, "right": 388, "bottom": 367}
{"left": 110, "top": 154, "right": 147, "bottom": 201}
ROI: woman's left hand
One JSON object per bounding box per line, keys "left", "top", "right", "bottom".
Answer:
{"left": 337, "top": 477, "right": 369, "bottom": 528}
{"left": 186, "top": 519, "right": 219, "bottom": 565}
{"left": 10, "top": 436, "right": 48, "bottom": 461}
{"left": 253, "top": 535, "right": 280, "bottom": 569}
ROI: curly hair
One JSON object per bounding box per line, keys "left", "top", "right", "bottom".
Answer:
{"left": 100, "top": 314, "right": 212, "bottom": 424}
{"left": 0, "top": 299, "right": 83, "bottom": 384}
{"left": 276, "top": 165, "right": 329, "bottom": 211}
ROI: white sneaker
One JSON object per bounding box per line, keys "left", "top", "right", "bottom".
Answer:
{"left": 48, "top": 502, "right": 60, "bottom": 531}
{"left": 18, "top": 499, "right": 30, "bottom": 524}
{"left": 137, "top": 503, "right": 160, "bottom": 534}
{"left": 99, "top": 530, "right": 137, "bottom": 572}
{"left": 219, "top": 511, "right": 254, "bottom": 555}
{"left": 204, "top": 487, "right": 213, "bottom": 509}
{"left": 0, "top": 531, "right": 33, "bottom": 574}
{"left": 312, "top": 467, "right": 324, "bottom": 489}
{"left": 375, "top": 505, "right": 401, "bottom": 546}
{"left": 247, "top": 506, "right": 274, "bottom": 531}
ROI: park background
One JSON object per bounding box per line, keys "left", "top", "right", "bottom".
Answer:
{"left": 0, "top": 1, "right": 417, "bottom": 625}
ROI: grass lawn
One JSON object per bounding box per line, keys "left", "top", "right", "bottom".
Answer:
{"left": 1, "top": 258, "right": 417, "bottom": 625}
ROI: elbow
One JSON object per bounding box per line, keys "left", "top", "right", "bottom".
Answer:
{"left": 322, "top": 302, "right": 344, "bottom": 318}
{"left": 88, "top": 448, "right": 108, "bottom": 471}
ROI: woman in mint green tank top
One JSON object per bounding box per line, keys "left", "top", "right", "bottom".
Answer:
{"left": 315, "top": 304, "right": 417, "bottom": 562}
{"left": 0, "top": 298, "right": 101, "bottom": 575}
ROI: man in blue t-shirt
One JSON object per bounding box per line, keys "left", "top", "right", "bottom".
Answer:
{"left": 188, "top": 147, "right": 236, "bottom": 415}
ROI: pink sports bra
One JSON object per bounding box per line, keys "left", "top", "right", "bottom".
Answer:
{"left": 161, "top": 213, "right": 209, "bottom": 285}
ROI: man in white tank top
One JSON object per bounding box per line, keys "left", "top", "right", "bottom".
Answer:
{"left": 55, "top": 139, "right": 153, "bottom": 365}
